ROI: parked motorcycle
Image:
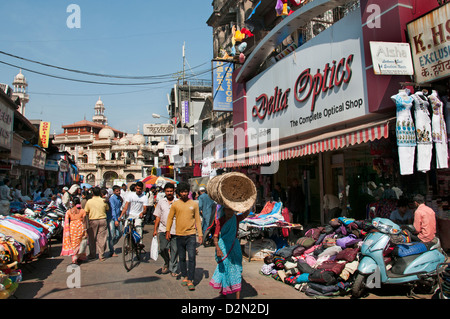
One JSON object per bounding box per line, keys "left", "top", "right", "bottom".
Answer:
{"left": 352, "top": 217, "right": 446, "bottom": 298}
{"left": 24, "top": 205, "right": 66, "bottom": 241}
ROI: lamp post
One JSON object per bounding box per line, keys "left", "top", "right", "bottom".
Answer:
{"left": 152, "top": 113, "right": 177, "bottom": 180}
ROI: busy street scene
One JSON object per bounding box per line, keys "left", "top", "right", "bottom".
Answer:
{"left": 0, "top": 0, "right": 449, "bottom": 312}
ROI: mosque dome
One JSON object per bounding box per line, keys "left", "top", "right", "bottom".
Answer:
{"left": 14, "top": 70, "right": 27, "bottom": 83}
{"left": 131, "top": 130, "right": 145, "bottom": 145}
{"left": 119, "top": 135, "right": 130, "bottom": 145}
{"left": 98, "top": 126, "right": 115, "bottom": 139}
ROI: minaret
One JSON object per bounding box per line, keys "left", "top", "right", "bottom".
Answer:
{"left": 92, "top": 97, "right": 108, "bottom": 126}
{"left": 12, "top": 70, "right": 29, "bottom": 116}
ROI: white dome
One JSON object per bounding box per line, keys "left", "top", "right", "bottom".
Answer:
{"left": 98, "top": 127, "right": 115, "bottom": 139}
{"left": 13, "top": 70, "right": 27, "bottom": 84}
{"left": 132, "top": 133, "right": 145, "bottom": 145}
{"left": 95, "top": 97, "right": 104, "bottom": 106}
{"left": 118, "top": 135, "right": 130, "bottom": 145}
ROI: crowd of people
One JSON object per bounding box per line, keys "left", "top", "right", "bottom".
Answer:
{"left": 53, "top": 180, "right": 244, "bottom": 298}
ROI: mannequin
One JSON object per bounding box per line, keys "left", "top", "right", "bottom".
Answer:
{"left": 428, "top": 90, "right": 448, "bottom": 169}
{"left": 392, "top": 89, "right": 416, "bottom": 175}
{"left": 411, "top": 90, "right": 432, "bottom": 172}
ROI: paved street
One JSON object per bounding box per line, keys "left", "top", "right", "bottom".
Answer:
{"left": 12, "top": 223, "right": 442, "bottom": 302}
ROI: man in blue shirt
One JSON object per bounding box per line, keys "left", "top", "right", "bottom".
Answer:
{"left": 198, "top": 187, "right": 216, "bottom": 236}
{"left": 108, "top": 185, "right": 123, "bottom": 257}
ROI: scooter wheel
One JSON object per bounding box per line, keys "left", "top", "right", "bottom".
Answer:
{"left": 351, "top": 273, "right": 368, "bottom": 299}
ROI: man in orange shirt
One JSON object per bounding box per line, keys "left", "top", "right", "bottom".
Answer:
{"left": 166, "top": 182, "right": 202, "bottom": 291}
{"left": 412, "top": 194, "right": 437, "bottom": 243}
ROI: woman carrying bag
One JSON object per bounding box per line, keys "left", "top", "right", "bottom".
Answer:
{"left": 209, "top": 205, "right": 250, "bottom": 299}
{"left": 61, "top": 197, "right": 88, "bottom": 264}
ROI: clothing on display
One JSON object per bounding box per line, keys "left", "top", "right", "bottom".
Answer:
{"left": 429, "top": 90, "right": 448, "bottom": 169}
{"left": 411, "top": 91, "right": 432, "bottom": 172}
{"left": 393, "top": 90, "right": 416, "bottom": 175}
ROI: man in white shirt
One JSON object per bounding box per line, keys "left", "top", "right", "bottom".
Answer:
{"left": 0, "top": 179, "right": 12, "bottom": 201}
{"left": 153, "top": 183, "right": 178, "bottom": 276}
{"left": 61, "top": 186, "right": 71, "bottom": 209}
{"left": 12, "top": 184, "right": 25, "bottom": 202}
{"left": 48, "top": 194, "right": 63, "bottom": 209}
{"left": 120, "top": 181, "right": 149, "bottom": 247}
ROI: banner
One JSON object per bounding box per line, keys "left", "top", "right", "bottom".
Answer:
{"left": 212, "top": 60, "right": 234, "bottom": 112}
{"left": 407, "top": 2, "right": 450, "bottom": 83}
{"left": 39, "top": 121, "right": 51, "bottom": 148}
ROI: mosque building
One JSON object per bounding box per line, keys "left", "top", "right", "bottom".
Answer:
{"left": 52, "top": 97, "right": 162, "bottom": 187}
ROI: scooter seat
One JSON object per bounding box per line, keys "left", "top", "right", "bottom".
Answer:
{"left": 393, "top": 242, "right": 428, "bottom": 258}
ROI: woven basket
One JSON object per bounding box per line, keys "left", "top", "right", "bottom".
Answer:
{"left": 207, "top": 172, "right": 256, "bottom": 212}
{"left": 207, "top": 175, "right": 223, "bottom": 204}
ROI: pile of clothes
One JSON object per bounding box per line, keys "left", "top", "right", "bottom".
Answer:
{"left": 259, "top": 217, "right": 372, "bottom": 297}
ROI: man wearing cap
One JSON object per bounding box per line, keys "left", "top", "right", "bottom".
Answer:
{"left": 412, "top": 194, "right": 437, "bottom": 243}
{"left": 62, "top": 186, "right": 71, "bottom": 210}
{"left": 198, "top": 186, "right": 215, "bottom": 236}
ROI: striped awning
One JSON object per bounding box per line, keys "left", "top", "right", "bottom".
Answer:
{"left": 213, "top": 118, "right": 392, "bottom": 169}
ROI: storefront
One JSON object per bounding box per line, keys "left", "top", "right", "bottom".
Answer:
{"left": 213, "top": 0, "right": 450, "bottom": 236}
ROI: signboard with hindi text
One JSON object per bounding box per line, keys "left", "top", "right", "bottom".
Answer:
{"left": 407, "top": 3, "right": 450, "bottom": 84}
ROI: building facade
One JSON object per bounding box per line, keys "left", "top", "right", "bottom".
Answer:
{"left": 53, "top": 98, "right": 157, "bottom": 188}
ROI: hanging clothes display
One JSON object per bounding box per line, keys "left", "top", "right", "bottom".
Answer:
{"left": 392, "top": 90, "right": 416, "bottom": 175}
{"left": 429, "top": 90, "right": 449, "bottom": 169}
{"left": 411, "top": 91, "right": 433, "bottom": 172}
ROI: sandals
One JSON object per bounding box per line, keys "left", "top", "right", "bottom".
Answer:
{"left": 187, "top": 282, "right": 195, "bottom": 291}
{"left": 181, "top": 279, "right": 195, "bottom": 290}
{"left": 161, "top": 267, "right": 170, "bottom": 274}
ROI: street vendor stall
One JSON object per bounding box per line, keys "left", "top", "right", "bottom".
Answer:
{"left": 240, "top": 201, "right": 303, "bottom": 262}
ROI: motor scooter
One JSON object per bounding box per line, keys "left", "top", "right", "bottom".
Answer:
{"left": 352, "top": 217, "right": 446, "bottom": 298}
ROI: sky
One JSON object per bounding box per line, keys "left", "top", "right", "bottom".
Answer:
{"left": 0, "top": 1, "right": 214, "bottom": 135}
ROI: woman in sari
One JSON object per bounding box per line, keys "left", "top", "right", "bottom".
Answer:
{"left": 61, "top": 197, "right": 88, "bottom": 264}
{"left": 209, "top": 205, "right": 250, "bottom": 299}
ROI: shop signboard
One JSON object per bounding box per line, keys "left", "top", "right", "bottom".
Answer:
{"left": 407, "top": 2, "right": 450, "bottom": 84}
{"left": 369, "top": 41, "right": 414, "bottom": 75}
{"left": 246, "top": 10, "right": 368, "bottom": 146}
{"left": 0, "top": 99, "right": 14, "bottom": 150}
{"left": 164, "top": 144, "right": 179, "bottom": 156}
{"left": 44, "top": 159, "right": 59, "bottom": 171}
{"left": 143, "top": 124, "right": 174, "bottom": 136}
{"left": 38, "top": 121, "right": 51, "bottom": 148}
{"left": 181, "top": 101, "right": 189, "bottom": 124}
{"left": 20, "top": 145, "right": 46, "bottom": 170}
{"left": 212, "top": 60, "right": 234, "bottom": 112}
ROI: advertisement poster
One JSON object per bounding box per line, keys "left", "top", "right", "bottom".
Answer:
{"left": 212, "top": 60, "right": 234, "bottom": 112}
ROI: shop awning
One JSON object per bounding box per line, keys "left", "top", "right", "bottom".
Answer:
{"left": 213, "top": 118, "right": 393, "bottom": 169}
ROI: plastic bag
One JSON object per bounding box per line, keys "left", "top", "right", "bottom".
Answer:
{"left": 79, "top": 237, "right": 88, "bottom": 254}
{"left": 150, "top": 236, "right": 158, "bottom": 261}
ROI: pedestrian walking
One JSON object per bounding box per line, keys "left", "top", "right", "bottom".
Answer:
{"left": 108, "top": 185, "right": 123, "bottom": 257}
{"left": 153, "top": 183, "right": 179, "bottom": 276}
{"left": 61, "top": 197, "right": 88, "bottom": 264}
{"left": 209, "top": 205, "right": 250, "bottom": 299}
{"left": 85, "top": 187, "right": 109, "bottom": 261}
{"left": 166, "top": 182, "right": 203, "bottom": 291}
{"left": 198, "top": 186, "right": 215, "bottom": 236}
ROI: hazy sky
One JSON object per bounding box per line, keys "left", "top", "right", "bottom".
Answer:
{"left": 0, "top": 1, "right": 214, "bottom": 134}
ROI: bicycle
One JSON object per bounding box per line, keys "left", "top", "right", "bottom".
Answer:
{"left": 122, "top": 218, "right": 145, "bottom": 271}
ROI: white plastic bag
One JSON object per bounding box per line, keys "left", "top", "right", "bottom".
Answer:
{"left": 150, "top": 236, "right": 158, "bottom": 261}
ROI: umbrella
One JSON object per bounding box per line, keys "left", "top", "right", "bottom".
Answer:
{"left": 80, "top": 183, "right": 93, "bottom": 189}
{"left": 141, "top": 175, "right": 178, "bottom": 187}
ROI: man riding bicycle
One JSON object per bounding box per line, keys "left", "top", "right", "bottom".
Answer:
{"left": 120, "top": 181, "right": 149, "bottom": 249}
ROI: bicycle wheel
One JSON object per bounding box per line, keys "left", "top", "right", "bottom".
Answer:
{"left": 122, "top": 233, "right": 135, "bottom": 271}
